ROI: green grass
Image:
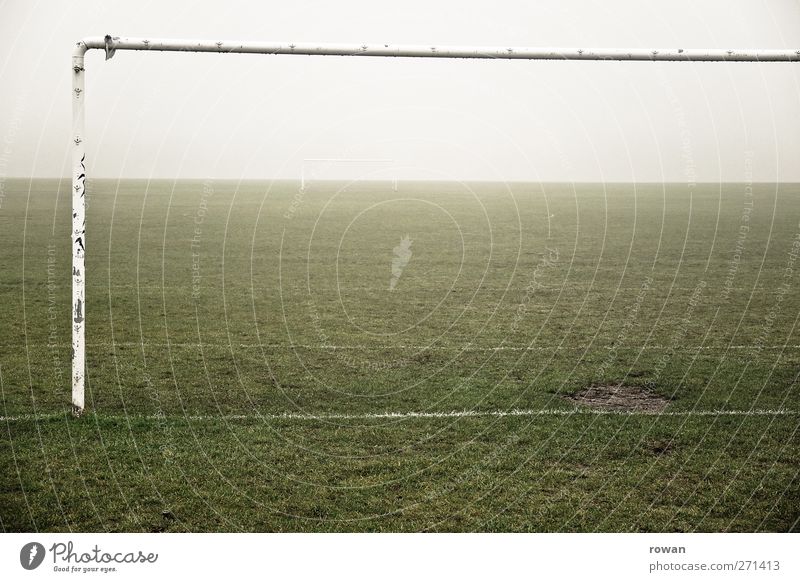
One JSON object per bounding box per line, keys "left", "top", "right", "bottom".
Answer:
{"left": 1, "top": 177, "right": 799, "bottom": 531}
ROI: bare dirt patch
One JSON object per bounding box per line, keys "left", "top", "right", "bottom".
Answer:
{"left": 648, "top": 440, "right": 674, "bottom": 455}
{"left": 565, "top": 384, "right": 670, "bottom": 413}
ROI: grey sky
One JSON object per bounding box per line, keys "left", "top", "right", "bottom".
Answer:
{"left": 1, "top": 0, "right": 799, "bottom": 182}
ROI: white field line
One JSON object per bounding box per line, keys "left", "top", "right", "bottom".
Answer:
{"left": 21, "top": 342, "right": 800, "bottom": 352}
{"left": 1, "top": 409, "right": 797, "bottom": 423}
{"left": 84, "top": 285, "right": 767, "bottom": 292}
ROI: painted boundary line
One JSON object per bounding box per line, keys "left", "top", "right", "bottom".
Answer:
{"left": 1, "top": 409, "right": 797, "bottom": 423}
{"left": 14, "top": 342, "right": 800, "bottom": 352}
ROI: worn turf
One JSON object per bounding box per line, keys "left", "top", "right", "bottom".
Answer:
{"left": 1, "top": 178, "right": 798, "bottom": 531}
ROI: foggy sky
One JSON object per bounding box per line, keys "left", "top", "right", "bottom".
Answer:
{"left": 1, "top": 0, "right": 799, "bottom": 183}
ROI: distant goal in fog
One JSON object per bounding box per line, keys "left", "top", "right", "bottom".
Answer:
{"left": 300, "top": 158, "right": 399, "bottom": 193}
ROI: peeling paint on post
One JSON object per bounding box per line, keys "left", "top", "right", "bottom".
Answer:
{"left": 71, "top": 41, "right": 87, "bottom": 416}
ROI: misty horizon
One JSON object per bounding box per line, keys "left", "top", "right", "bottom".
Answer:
{"left": 1, "top": 0, "right": 799, "bottom": 183}
{"left": 7, "top": 176, "right": 800, "bottom": 185}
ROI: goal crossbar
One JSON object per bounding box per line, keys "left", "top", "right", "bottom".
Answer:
{"left": 69, "top": 35, "right": 800, "bottom": 415}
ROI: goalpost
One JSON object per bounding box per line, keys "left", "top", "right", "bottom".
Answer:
{"left": 69, "top": 35, "right": 800, "bottom": 415}
{"left": 300, "top": 158, "right": 398, "bottom": 192}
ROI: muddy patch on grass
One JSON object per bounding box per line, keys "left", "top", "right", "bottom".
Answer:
{"left": 648, "top": 440, "right": 674, "bottom": 455}
{"left": 565, "top": 384, "right": 670, "bottom": 413}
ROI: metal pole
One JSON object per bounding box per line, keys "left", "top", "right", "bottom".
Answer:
{"left": 70, "top": 35, "right": 800, "bottom": 416}
{"left": 71, "top": 41, "right": 87, "bottom": 415}
{"left": 88, "top": 36, "right": 800, "bottom": 62}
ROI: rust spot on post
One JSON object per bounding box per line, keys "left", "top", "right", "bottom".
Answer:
{"left": 74, "top": 299, "right": 84, "bottom": 323}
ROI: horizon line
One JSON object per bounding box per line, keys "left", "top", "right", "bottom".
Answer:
{"left": 6, "top": 176, "right": 800, "bottom": 186}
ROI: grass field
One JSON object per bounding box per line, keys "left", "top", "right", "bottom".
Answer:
{"left": 1, "top": 177, "right": 799, "bottom": 532}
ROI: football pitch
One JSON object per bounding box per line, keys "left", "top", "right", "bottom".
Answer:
{"left": 1, "top": 178, "right": 798, "bottom": 532}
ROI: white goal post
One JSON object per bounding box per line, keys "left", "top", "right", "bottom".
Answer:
{"left": 301, "top": 158, "right": 398, "bottom": 192}
{"left": 69, "top": 35, "right": 800, "bottom": 415}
